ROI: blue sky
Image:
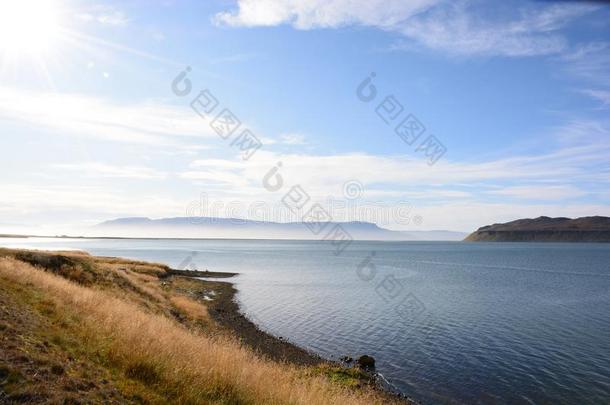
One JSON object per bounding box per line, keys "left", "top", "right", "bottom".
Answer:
{"left": 1, "top": 0, "right": 610, "bottom": 233}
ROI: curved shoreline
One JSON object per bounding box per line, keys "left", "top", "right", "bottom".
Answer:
{"left": 175, "top": 270, "right": 414, "bottom": 403}
{"left": 0, "top": 248, "right": 412, "bottom": 404}
{"left": 193, "top": 272, "right": 325, "bottom": 366}
{"left": 0, "top": 246, "right": 411, "bottom": 403}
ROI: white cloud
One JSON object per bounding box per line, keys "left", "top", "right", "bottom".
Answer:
{"left": 97, "top": 11, "right": 128, "bottom": 26}
{"left": 552, "top": 119, "right": 610, "bottom": 147}
{"left": 76, "top": 5, "right": 129, "bottom": 26}
{"left": 562, "top": 41, "right": 610, "bottom": 109}
{"left": 396, "top": 3, "right": 593, "bottom": 57}
{"left": 0, "top": 184, "right": 183, "bottom": 220}
{"left": 180, "top": 170, "right": 251, "bottom": 188}
{"left": 214, "top": 1, "right": 598, "bottom": 57}
{"left": 279, "top": 133, "right": 307, "bottom": 145}
{"left": 214, "top": 0, "right": 440, "bottom": 29}
{"left": 414, "top": 201, "right": 610, "bottom": 231}
{"left": 0, "top": 86, "right": 216, "bottom": 146}
{"left": 562, "top": 42, "right": 610, "bottom": 83}
{"left": 562, "top": 42, "right": 610, "bottom": 108}
{"left": 488, "top": 185, "right": 586, "bottom": 200}
{"left": 2, "top": 141, "right": 609, "bottom": 232}
{"left": 53, "top": 162, "right": 168, "bottom": 180}
{"left": 581, "top": 89, "right": 610, "bottom": 108}
{"left": 180, "top": 135, "right": 609, "bottom": 203}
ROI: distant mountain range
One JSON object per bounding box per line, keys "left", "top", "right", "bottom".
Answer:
{"left": 95, "top": 217, "right": 467, "bottom": 241}
{"left": 464, "top": 216, "right": 610, "bottom": 242}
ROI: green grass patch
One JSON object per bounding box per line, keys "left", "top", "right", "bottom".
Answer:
{"left": 313, "top": 365, "right": 369, "bottom": 389}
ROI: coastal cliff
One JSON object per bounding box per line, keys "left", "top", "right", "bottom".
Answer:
{"left": 464, "top": 216, "right": 610, "bottom": 242}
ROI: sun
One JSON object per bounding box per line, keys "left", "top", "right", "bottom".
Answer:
{"left": 0, "top": 0, "right": 62, "bottom": 58}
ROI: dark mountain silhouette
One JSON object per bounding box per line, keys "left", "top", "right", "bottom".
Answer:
{"left": 465, "top": 216, "right": 610, "bottom": 242}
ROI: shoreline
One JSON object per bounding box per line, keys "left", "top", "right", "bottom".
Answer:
{"left": 0, "top": 248, "right": 407, "bottom": 404}
{"left": 192, "top": 273, "right": 325, "bottom": 366}
{"left": 171, "top": 269, "right": 413, "bottom": 403}
{"left": 0, "top": 247, "right": 411, "bottom": 403}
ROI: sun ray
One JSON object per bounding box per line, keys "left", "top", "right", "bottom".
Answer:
{"left": 61, "top": 29, "right": 185, "bottom": 68}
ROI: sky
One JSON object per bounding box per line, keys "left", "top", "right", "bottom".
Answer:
{"left": 1, "top": 0, "right": 610, "bottom": 234}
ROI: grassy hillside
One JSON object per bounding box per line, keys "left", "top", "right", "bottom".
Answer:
{"left": 0, "top": 248, "right": 401, "bottom": 404}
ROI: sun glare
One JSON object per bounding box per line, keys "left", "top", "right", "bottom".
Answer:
{"left": 0, "top": 0, "right": 62, "bottom": 57}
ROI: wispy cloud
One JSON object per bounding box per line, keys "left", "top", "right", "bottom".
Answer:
{"left": 76, "top": 5, "right": 129, "bottom": 26}
{"left": 552, "top": 119, "right": 610, "bottom": 146}
{"left": 3, "top": 140, "right": 609, "bottom": 232}
{"left": 581, "top": 89, "right": 610, "bottom": 108}
{"left": 563, "top": 42, "right": 610, "bottom": 107}
{"left": 0, "top": 184, "right": 184, "bottom": 226}
{"left": 181, "top": 130, "right": 610, "bottom": 203}
{"left": 397, "top": 2, "right": 596, "bottom": 57}
{"left": 414, "top": 201, "right": 610, "bottom": 231}
{"left": 214, "top": 0, "right": 599, "bottom": 57}
{"left": 53, "top": 162, "right": 168, "bottom": 180}
{"left": 487, "top": 185, "right": 586, "bottom": 200}
{"left": 279, "top": 133, "right": 307, "bottom": 145}
{"left": 214, "top": 0, "right": 441, "bottom": 29}
{"left": 0, "top": 87, "right": 216, "bottom": 146}
{"left": 97, "top": 11, "right": 128, "bottom": 26}
{"left": 562, "top": 42, "right": 610, "bottom": 83}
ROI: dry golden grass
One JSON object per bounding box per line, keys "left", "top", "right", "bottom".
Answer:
{"left": 114, "top": 267, "right": 168, "bottom": 303}
{"left": 107, "top": 261, "right": 169, "bottom": 277}
{"left": 170, "top": 295, "right": 209, "bottom": 322}
{"left": 0, "top": 255, "right": 396, "bottom": 405}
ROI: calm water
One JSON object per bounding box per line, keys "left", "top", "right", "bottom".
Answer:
{"left": 2, "top": 238, "right": 609, "bottom": 404}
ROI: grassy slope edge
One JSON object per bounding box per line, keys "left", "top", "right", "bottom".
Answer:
{"left": 0, "top": 248, "right": 403, "bottom": 404}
